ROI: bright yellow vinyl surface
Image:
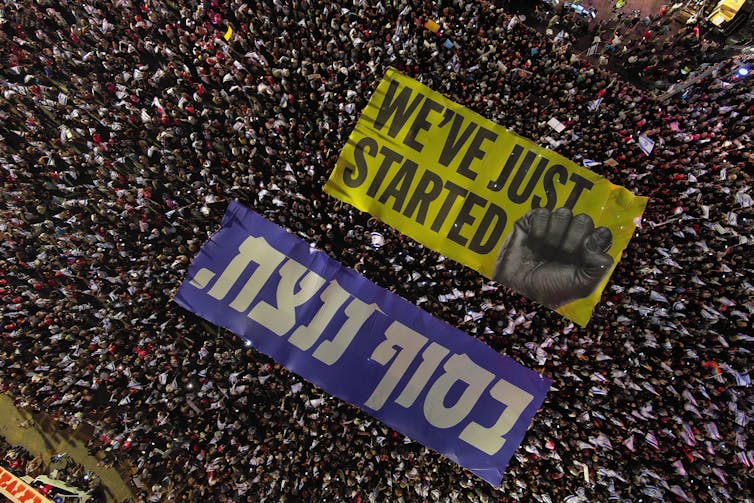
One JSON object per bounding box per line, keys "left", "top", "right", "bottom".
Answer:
{"left": 325, "top": 68, "right": 648, "bottom": 326}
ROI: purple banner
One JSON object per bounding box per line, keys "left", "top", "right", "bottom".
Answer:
{"left": 174, "top": 201, "right": 551, "bottom": 486}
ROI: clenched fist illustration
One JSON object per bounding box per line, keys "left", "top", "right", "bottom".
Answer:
{"left": 493, "top": 207, "right": 614, "bottom": 308}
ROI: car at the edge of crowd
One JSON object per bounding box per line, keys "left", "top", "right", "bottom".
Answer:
{"left": 29, "top": 475, "right": 91, "bottom": 503}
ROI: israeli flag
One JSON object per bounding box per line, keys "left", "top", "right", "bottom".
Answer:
{"left": 638, "top": 134, "right": 655, "bottom": 156}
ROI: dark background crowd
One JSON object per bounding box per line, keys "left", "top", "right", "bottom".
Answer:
{"left": 1, "top": 0, "right": 752, "bottom": 501}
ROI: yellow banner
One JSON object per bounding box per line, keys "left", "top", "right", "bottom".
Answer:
{"left": 324, "top": 68, "right": 647, "bottom": 326}
{"left": 424, "top": 20, "right": 441, "bottom": 33}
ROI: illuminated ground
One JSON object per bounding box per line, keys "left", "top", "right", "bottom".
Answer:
{"left": 0, "top": 393, "right": 134, "bottom": 503}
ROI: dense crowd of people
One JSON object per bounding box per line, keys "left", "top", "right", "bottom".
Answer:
{"left": 1, "top": 0, "right": 752, "bottom": 501}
